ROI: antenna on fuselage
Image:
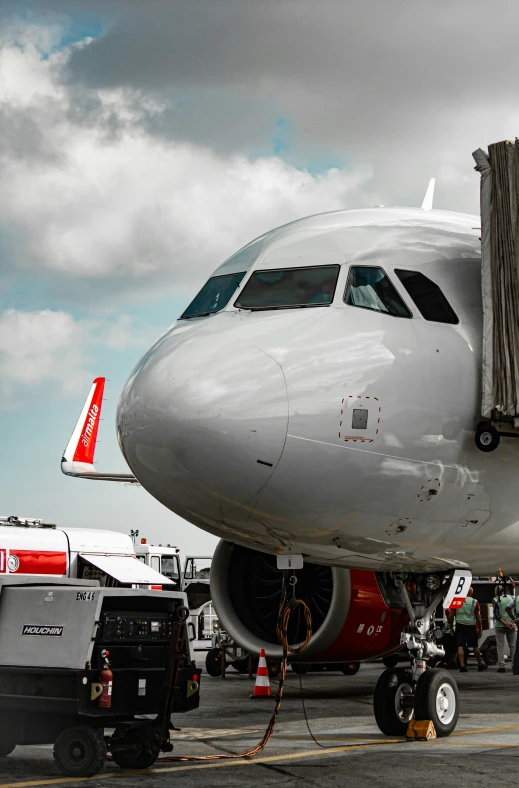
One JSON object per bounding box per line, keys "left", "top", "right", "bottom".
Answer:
{"left": 421, "top": 178, "right": 435, "bottom": 211}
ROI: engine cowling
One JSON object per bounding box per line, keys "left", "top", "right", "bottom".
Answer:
{"left": 211, "top": 541, "right": 408, "bottom": 662}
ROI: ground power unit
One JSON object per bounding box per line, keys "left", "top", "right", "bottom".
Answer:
{"left": 0, "top": 576, "right": 200, "bottom": 776}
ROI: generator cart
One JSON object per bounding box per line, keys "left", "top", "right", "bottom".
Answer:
{"left": 0, "top": 576, "right": 200, "bottom": 777}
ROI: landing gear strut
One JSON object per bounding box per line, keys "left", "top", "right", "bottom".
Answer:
{"left": 373, "top": 571, "right": 462, "bottom": 738}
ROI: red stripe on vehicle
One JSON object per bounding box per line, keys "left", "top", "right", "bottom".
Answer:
{"left": 9, "top": 550, "right": 67, "bottom": 575}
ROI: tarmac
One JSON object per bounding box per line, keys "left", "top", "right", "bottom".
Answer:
{"left": 1, "top": 660, "right": 519, "bottom": 788}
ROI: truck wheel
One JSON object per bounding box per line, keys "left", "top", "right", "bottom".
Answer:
{"left": 53, "top": 726, "right": 107, "bottom": 777}
{"left": 341, "top": 661, "right": 360, "bottom": 675}
{"left": 414, "top": 669, "right": 459, "bottom": 737}
{"left": 0, "top": 743, "right": 15, "bottom": 757}
{"left": 205, "top": 647, "right": 224, "bottom": 677}
{"left": 112, "top": 744, "right": 160, "bottom": 770}
{"left": 374, "top": 668, "right": 414, "bottom": 736}
{"left": 475, "top": 424, "right": 500, "bottom": 452}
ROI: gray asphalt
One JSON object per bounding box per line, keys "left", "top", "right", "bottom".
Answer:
{"left": 1, "top": 660, "right": 518, "bottom": 788}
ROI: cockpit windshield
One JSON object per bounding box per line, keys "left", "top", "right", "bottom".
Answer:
{"left": 235, "top": 265, "right": 340, "bottom": 310}
{"left": 180, "top": 272, "right": 245, "bottom": 319}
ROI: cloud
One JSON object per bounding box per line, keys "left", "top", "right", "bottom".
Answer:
{"left": 0, "top": 24, "right": 372, "bottom": 302}
{"left": 62, "top": 0, "right": 519, "bottom": 198}
{"left": 0, "top": 309, "right": 140, "bottom": 408}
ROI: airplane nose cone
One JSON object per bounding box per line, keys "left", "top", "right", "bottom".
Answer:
{"left": 117, "top": 328, "right": 289, "bottom": 521}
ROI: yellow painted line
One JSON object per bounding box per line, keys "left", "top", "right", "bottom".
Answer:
{"left": 428, "top": 741, "right": 519, "bottom": 748}
{"left": 3, "top": 722, "right": 519, "bottom": 788}
{"left": 275, "top": 722, "right": 519, "bottom": 743}
{"left": 451, "top": 723, "right": 519, "bottom": 737}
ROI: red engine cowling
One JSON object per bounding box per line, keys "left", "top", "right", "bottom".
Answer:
{"left": 211, "top": 541, "right": 408, "bottom": 663}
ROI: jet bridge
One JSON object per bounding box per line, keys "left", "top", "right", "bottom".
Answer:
{"left": 473, "top": 139, "right": 519, "bottom": 451}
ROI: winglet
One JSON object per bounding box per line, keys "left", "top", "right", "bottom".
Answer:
{"left": 62, "top": 377, "right": 105, "bottom": 473}
{"left": 421, "top": 178, "right": 435, "bottom": 211}
{"left": 62, "top": 378, "right": 139, "bottom": 484}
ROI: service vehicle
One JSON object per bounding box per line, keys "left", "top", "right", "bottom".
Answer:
{"left": 134, "top": 542, "right": 215, "bottom": 651}
{"left": 0, "top": 574, "right": 200, "bottom": 777}
{"left": 0, "top": 516, "right": 171, "bottom": 588}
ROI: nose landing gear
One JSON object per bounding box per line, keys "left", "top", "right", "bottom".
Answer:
{"left": 373, "top": 572, "right": 463, "bottom": 738}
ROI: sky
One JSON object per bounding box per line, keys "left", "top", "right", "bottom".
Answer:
{"left": 1, "top": 0, "right": 519, "bottom": 556}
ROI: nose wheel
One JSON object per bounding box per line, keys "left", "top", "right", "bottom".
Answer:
{"left": 374, "top": 668, "right": 415, "bottom": 736}
{"left": 414, "top": 669, "right": 459, "bottom": 736}
{"left": 374, "top": 666, "right": 459, "bottom": 738}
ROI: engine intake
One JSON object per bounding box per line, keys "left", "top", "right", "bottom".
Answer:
{"left": 211, "top": 541, "right": 352, "bottom": 660}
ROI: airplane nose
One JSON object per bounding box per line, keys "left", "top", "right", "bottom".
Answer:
{"left": 117, "top": 329, "right": 289, "bottom": 521}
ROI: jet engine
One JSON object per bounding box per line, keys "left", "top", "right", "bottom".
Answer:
{"left": 211, "top": 541, "right": 409, "bottom": 663}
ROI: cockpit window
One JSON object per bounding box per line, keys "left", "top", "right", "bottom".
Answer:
{"left": 344, "top": 266, "right": 412, "bottom": 318}
{"left": 394, "top": 269, "right": 459, "bottom": 324}
{"left": 180, "top": 272, "right": 245, "bottom": 319}
{"left": 234, "top": 265, "right": 340, "bottom": 310}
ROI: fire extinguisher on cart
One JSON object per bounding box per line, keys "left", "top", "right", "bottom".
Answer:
{"left": 98, "top": 649, "right": 113, "bottom": 709}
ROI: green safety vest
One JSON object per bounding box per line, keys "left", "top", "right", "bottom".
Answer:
{"left": 493, "top": 595, "right": 514, "bottom": 629}
{"left": 455, "top": 597, "right": 477, "bottom": 626}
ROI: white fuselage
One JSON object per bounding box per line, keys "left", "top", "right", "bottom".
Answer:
{"left": 117, "top": 207, "right": 519, "bottom": 575}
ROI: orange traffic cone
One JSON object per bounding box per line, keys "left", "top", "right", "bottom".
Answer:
{"left": 250, "top": 648, "right": 273, "bottom": 699}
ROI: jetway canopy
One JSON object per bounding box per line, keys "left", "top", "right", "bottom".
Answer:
{"left": 473, "top": 139, "right": 519, "bottom": 419}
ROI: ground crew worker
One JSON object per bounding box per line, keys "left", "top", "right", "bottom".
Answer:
{"left": 493, "top": 584, "right": 517, "bottom": 673}
{"left": 505, "top": 592, "right": 519, "bottom": 675}
{"left": 438, "top": 616, "right": 457, "bottom": 668}
{"left": 449, "top": 587, "right": 487, "bottom": 672}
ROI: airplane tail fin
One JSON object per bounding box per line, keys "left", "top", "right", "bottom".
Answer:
{"left": 61, "top": 377, "right": 138, "bottom": 484}
{"left": 421, "top": 178, "right": 435, "bottom": 211}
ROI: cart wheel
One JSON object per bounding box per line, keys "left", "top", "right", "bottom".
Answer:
{"left": 291, "top": 663, "right": 311, "bottom": 675}
{"left": 483, "top": 644, "right": 498, "bottom": 666}
{"left": 374, "top": 668, "right": 414, "bottom": 736}
{"left": 0, "top": 742, "right": 15, "bottom": 757}
{"left": 475, "top": 424, "right": 500, "bottom": 452}
{"left": 414, "top": 668, "right": 459, "bottom": 737}
{"left": 341, "top": 661, "right": 360, "bottom": 675}
{"left": 382, "top": 654, "right": 400, "bottom": 669}
{"left": 53, "top": 726, "right": 106, "bottom": 777}
{"left": 205, "top": 647, "right": 225, "bottom": 677}
{"left": 231, "top": 658, "right": 250, "bottom": 674}
{"left": 267, "top": 661, "right": 281, "bottom": 679}
{"left": 111, "top": 744, "right": 160, "bottom": 770}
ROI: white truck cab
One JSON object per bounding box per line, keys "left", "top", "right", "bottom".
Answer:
{"left": 133, "top": 541, "right": 182, "bottom": 591}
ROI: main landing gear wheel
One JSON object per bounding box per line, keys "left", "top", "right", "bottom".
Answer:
{"left": 374, "top": 668, "right": 414, "bottom": 736}
{"left": 475, "top": 424, "right": 500, "bottom": 452}
{"left": 53, "top": 726, "right": 107, "bottom": 777}
{"left": 0, "top": 743, "right": 15, "bottom": 757}
{"left": 414, "top": 669, "right": 459, "bottom": 737}
{"left": 206, "top": 647, "right": 224, "bottom": 677}
{"left": 341, "top": 661, "right": 360, "bottom": 675}
{"left": 291, "top": 663, "right": 311, "bottom": 675}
